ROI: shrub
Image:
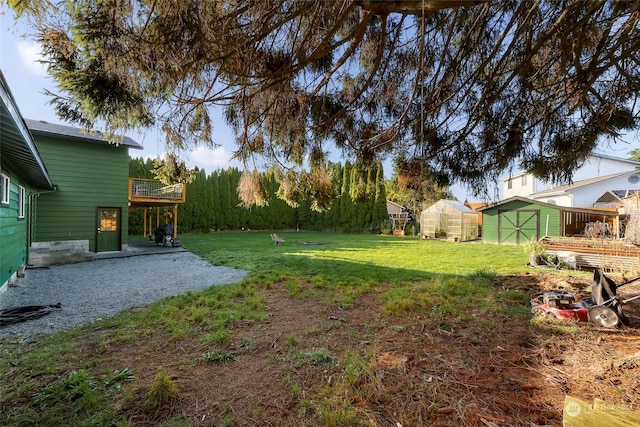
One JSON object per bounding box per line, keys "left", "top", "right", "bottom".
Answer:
{"left": 146, "top": 371, "right": 179, "bottom": 408}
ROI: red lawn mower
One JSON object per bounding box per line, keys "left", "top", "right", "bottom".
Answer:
{"left": 530, "top": 269, "right": 639, "bottom": 328}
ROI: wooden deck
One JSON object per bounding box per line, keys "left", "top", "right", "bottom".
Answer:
{"left": 128, "top": 178, "right": 185, "bottom": 206}
{"left": 128, "top": 178, "right": 186, "bottom": 240}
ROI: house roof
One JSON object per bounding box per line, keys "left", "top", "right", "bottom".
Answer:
{"left": 0, "top": 71, "right": 54, "bottom": 190}
{"left": 386, "top": 200, "right": 406, "bottom": 209}
{"left": 25, "top": 119, "right": 143, "bottom": 150}
{"left": 502, "top": 153, "right": 640, "bottom": 182}
{"left": 477, "top": 196, "right": 619, "bottom": 215}
{"left": 530, "top": 171, "right": 639, "bottom": 197}
{"left": 589, "top": 152, "right": 640, "bottom": 166}
{"left": 464, "top": 202, "right": 487, "bottom": 212}
{"left": 596, "top": 190, "right": 640, "bottom": 204}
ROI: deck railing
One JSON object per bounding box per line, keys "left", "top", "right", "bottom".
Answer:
{"left": 129, "top": 178, "right": 186, "bottom": 203}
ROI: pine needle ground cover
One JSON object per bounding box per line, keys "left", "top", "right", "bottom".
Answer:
{"left": 2, "top": 232, "right": 640, "bottom": 426}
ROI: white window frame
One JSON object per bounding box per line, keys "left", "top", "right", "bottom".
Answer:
{"left": 1, "top": 173, "right": 9, "bottom": 205}
{"left": 18, "top": 185, "right": 26, "bottom": 219}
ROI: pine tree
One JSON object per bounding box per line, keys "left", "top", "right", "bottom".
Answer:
{"left": 373, "top": 162, "right": 389, "bottom": 232}
{"left": 218, "top": 171, "right": 232, "bottom": 229}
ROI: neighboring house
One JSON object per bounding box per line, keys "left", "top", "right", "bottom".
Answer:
{"left": 0, "top": 72, "right": 55, "bottom": 293}
{"left": 464, "top": 202, "right": 486, "bottom": 236}
{"left": 529, "top": 171, "right": 640, "bottom": 208}
{"left": 25, "top": 119, "right": 143, "bottom": 266}
{"left": 594, "top": 190, "right": 639, "bottom": 209}
{"left": 420, "top": 199, "right": 478, "bottom": 241}
{"left": 480, "top": 196, "right": 620, "bottom": 245}
{"left": 503, "top": 153, "right": 640, "bottom": 202}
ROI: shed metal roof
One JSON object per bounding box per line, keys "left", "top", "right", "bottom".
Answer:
{"left": 24, "top": 119, "right": 143, "bottom": 150}
{"left": 477, "top": 196, "right": 619, "bottom": 215}
{"left": 0, "top": 71, "right": 54, "bottom": 190}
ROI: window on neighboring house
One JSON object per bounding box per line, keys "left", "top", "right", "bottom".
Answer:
{"left": 18, "top": 185, "right": 26, "bottom": 219}
{"left": 1, "top": 173, "right": 9, "bottom": 206}
{"left": 521, "top": 174, "right": 527, "bottom": 186}
{"left": 507, "top": 178, "right": 512, "bottom": 189}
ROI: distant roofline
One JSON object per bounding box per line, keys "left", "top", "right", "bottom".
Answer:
{"left": 386, "top": 200, "right": 406, "bottom": 209}
{"left": 25, "top": 118, "right": 143, "bottom": 150}
{"left": 530, "top": 170, "right": 638, "bottom": 197}
{"left": 0, "top": 72, "right": 54, "bottom": 189}
{"left": 502, "top": 153, "right": 640, "bottom": 182}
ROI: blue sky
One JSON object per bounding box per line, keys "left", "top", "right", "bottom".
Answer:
{"left": 0, "top": 11, "right": 478, "bottom": 201}
{"left": 0, "top": 9, "right": 640, "bottom": 201}
{"left": 1, "top": 9, "right": 242, "bottom": 174}
{"left": 9, "top": 9, "right": 637, "bottom": 203}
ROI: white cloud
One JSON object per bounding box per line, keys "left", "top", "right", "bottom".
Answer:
{"left": 188, "top": 146, "right": 235, "bottom": 170}
{"left": 16, "top": 40, "right": 48, "bottom": 77}
{"left": 143, "top": 152, "right": 164, "bottom": 164}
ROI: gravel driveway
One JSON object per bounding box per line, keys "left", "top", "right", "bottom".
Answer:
{"left": 0, "top": 251, "right": 248, "bottom": 342}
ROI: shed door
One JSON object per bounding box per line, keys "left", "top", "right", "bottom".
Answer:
{"left": 97, "top": 208, "right": 121, "bottom": 252}
{"left": 498, "top": 209, "right": 540, "bottom": 245}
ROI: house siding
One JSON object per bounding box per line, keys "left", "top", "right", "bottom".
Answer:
{"left": 482, "top": 200, "right": 561, "bottom": 245}
{"left": 532, "top": 172, "right": 640, "bottom": 208}
{"left": 0, "top": 170, "right": 30, "bottom": 290}
{"left": 503, "top": 154, "right": 640, "bottom": 201}
{"left": 32, "top": 136, "right": 129, "bottom": 251}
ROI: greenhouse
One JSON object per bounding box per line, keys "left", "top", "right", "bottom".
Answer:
{"left": 420, "top": 200, "right": 479, "bottom": 242}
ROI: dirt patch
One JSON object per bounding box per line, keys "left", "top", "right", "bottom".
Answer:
{"left": 73, "top": 272, "right": 640, "bottom": 426}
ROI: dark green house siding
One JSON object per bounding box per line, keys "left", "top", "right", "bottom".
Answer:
{"left": 482, "top": 199, "right": 561, "bottom": 245}
{"left": 32, "top": 136, "right": 130, "bottom": 251}
{"left": 1, "top": 170, "right": 30, "bottom": 287}
{"left": 1, "top": 71, "right": 54, "bottom": 289}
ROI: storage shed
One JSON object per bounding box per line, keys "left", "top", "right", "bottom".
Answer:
{"left": 479, "top": 196, "right": 620, "bottom": 245}
{"left": 420, "top": 199, "right": 478, "bottom": 241}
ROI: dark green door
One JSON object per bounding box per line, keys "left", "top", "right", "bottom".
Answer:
{"left": 97, "top": 208, "right": 120, "bottom": 252}
{"left": 498, "top": 209, "right": 540, "bottom": 245}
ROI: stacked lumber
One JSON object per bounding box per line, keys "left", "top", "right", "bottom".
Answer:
{"left": 541, "top": 237, "right": 640, "bottom": 272}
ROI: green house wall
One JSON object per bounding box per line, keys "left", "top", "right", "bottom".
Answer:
{"left": 32, "top": 135, "right": 130, "bottom": 252}
{"left": 482, "top": 199, "right": 561, "bottom": 245}
{"left": 0, "top": 169, "right": 33, "bottom": 288}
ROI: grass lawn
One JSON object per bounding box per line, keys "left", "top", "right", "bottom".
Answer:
{"left": 3, "top": 232, "right": 637, "bottom": 427}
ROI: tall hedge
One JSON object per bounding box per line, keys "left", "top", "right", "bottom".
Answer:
{"left": 128, "top": 158, "right": 388, "bottom": 234}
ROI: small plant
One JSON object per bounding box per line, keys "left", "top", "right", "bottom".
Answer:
{"left": 203, "top": 351, "right": 236, "bottom": 363}
{"left": 301, "top": 348, "right": 337, "bottom": 366}
{"left": 201, "top": 329, "right": 229, "bottom": 345}
{"left": 523, "top": 238, "right": 547, "bottom": 256}
{"left": 524, "top": 238, "right": 547, "bottom": 266}
{"left": 236, "top": 337, "right": 257, "bottom": 351}
{"left": 286, "top": 333, "right": 298, "bottom": 347}
{"left": 146, "top": 370, "right": 179, "bottom": 408}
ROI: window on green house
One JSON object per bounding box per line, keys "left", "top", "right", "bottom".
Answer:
{"left": 18, "top": 185, "right": 25, "bottom": 218}
{"left": 1, "top": 173, "right": 9, "bottom": 206}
